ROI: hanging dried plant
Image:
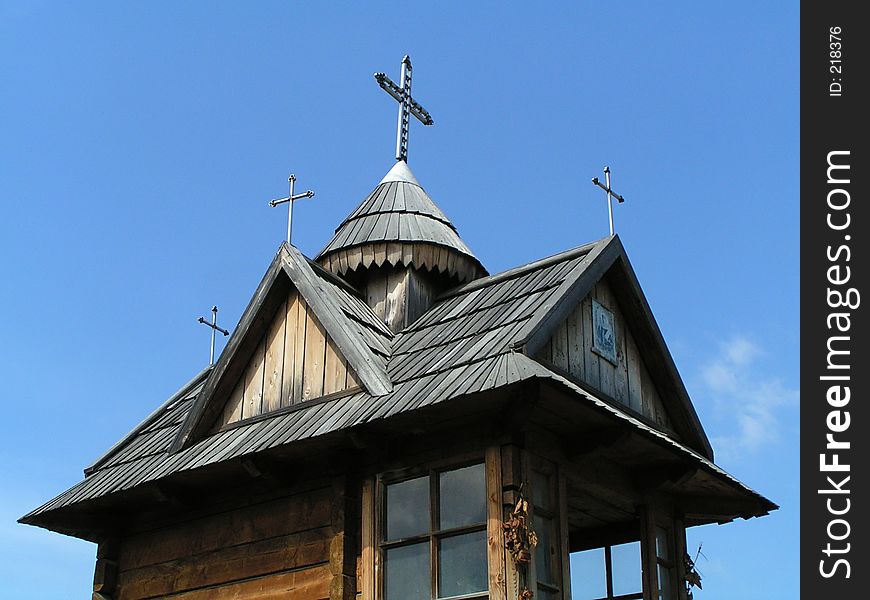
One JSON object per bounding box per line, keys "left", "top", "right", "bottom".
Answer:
{"left": 684, "top": 545, "right": 704, "bottom": 599}
{"left": 503, "top": 495, "right": 538, "bottom": 564}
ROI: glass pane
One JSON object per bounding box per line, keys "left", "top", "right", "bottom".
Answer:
{"left": 438, "top": 463, "right": 486, "bottom": 530}
{"left": 569, "top": 548, "right": 607, "bottom": 600}
{"left": 534, "top": 514, "right": 556, "bottom": 585}
{"left": 655, "top": 526, "right": 672, "bottom": 560}
{"left": 386, "top": 542, "right": 430, "bottom": 600}
{"left": 386, "top": 476, "right": 430, "bottom": 540}
{"left": 657, "top": 564, "right": 673, "bottom": 600}
{"left": 533, "top": 470, "right": 553, "bottom": 510}
{"left": 438, "top": 530, "right": 488, "bottom": 598}
{"left": 611, "top": 541, "right": 642, "bottom": 596}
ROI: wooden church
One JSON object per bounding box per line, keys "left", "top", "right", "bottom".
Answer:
{"left": 21, "top": 56, "right": 775, "bottom": 600}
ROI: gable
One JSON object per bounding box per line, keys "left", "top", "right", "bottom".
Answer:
{"left": 515, "top": 235, "right": 713, "bottom": 460}
{"left": 171, "top": 243, "right": 392, "bottom": 452}
{"left": 535, "top": 277, "right": 674, "bottom": 432}
{"left": 215, "top": 290, "right": 362, "bottom": 429}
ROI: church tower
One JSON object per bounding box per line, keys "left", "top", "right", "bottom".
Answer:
{"left": 316, "top": 160, "right": 487, "bottom": 332}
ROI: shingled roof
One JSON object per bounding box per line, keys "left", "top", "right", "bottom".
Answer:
{"left": 20, "top": 235, "right": 776, "bottom": 532}
{"left": 316, "top": 161, "right": 487, "bottom": 283}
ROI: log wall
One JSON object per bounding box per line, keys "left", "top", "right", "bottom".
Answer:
{"left": 113, "top": 485, "right": 344, "bottom": 600}
{"left": 218, "top": 291, "right": 361, "bottom": 428}
{"left": 537, "top": 279, "right": 673, "bottom": 431}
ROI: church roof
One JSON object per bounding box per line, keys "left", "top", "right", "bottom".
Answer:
{"left": 316, "top": 161, "right": 487, "bottom": 282}
{"left": 20, "top": 236, "right": 775, "bottom": 535}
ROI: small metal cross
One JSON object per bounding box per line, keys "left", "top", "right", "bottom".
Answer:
{"left": 591, "top": 166, "right": 626, "bottom": 236}
{"left": 375, "top": 55, "right": 434, "bottom": 163}
{"left": 198, "top": 305, "right": 229, "bottom": 366}
{"left": 269, "top": 174, "right": 315, "bottom": 244}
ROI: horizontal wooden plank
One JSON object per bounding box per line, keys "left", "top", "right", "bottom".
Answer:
{"left": 119, "top": 487, "right": 332, "bottom": 571}
{"left": 155, "top": 564, "right": 330, "bottom": 600}
{"left": 117, "top": 528, "right": 330, "bottom": 599}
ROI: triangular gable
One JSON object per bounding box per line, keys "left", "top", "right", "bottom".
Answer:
{"left": 215, "top": 290, "right": 363, "bottom": 429}
{"left": 512, "top": 235, "right": 714, "bottom": 460}
{"left": 171, "top": 243, "right": 392, "bottom": 452}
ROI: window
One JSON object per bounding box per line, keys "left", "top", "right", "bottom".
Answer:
{"left": 571, "top": 541, "right": 643, "bottom": 600}
{"left": 381, "top": 463, "right": 488, "bottom": 600}
{"left": 654, "top": 526, "right": 676, "bottom": 600}
{"left": 531, "top": 468, "right": 562, "bottom": 600}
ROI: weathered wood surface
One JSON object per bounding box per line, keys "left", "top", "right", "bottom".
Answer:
{"left": 217, "top": 291, "right": 360, "bottom": 428}
{"left": 536, "top": 278, "right": 673, "bottom": 431}
{"left": 486, "top": 446, "right": 507, "bottom": 600}
{"left": 361, "top": 265, "right": 440, "bottom": 332}
{"left": 116, "top": 487, "right": 334, "bottom": 599}
{"left": 359, "top": 478, "right": 375, "bottom": 600}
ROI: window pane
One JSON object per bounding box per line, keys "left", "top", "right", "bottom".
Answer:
{"left": 655, "top": 526, "right": 672, "bottom": 561}
{"left": 570, "top": 548, "right": 607, "bottom": 600}
{"left": 438, "top": 530, "right": 488, "bottom": 598}
{"left": 386, "top": 476, "right": 430, "bottom": 540}
{"left": 438, "top": 463, "right": 486, "bottom": 530}
{"left": 386, "top": 542, "right": 431, "bottom": 600}
{"left": 533, "top": 470, "right": 553, "bottom": 511}
{"left": 657, "top": 564, "right": 673, "bottom": 600}
{"left": 611, "top": 541, "right": 642, "bottom": 596}
{"left": 534, "top": 514, "right": 557, "bottom": 585}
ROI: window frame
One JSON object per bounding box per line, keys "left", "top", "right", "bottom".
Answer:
{"left": 376, "top": 458, "right": 490, "bottom": 600}
{"left": 571, "top": 540, "right": 645, "bottom": 600}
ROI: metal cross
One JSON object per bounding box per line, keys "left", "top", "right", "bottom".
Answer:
{"left": 375, "top": 55, "right": 434, "bottom": 162}
{"left": 269, "top": 174, "right": 315, "bottom": 244}
{"left": 591, "top": 166, "right": 626, "bottom": 236}
{"left": 198, "top": 305, "right": 229, "bottom": 366}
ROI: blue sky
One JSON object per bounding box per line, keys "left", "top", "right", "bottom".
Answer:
{"left": 0, "top": 2, "right": 798, "bottom": 598}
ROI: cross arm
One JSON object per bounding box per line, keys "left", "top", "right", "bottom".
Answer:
{"left": 592, "top": 177, "right": 625, "bottom": 203}
{"left": 374, "top": 72, "right": 403, "bottom": 102}
{"left": 197, "top": 317, "right": 229, "bottom": 336}
{"left": 408, "top": 97, "right": 434, "bottom": 126}
{"left": 374, "top": 72, "right": 434, "bottom": 126}
{"left": 269, "top": 190, "right": 315, "bottom": 207}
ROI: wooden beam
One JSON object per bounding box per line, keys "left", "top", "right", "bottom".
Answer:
{"left": 486, "top": 446, "right": 507, "bottom": 600}
{"left": 360, "top": 477, "right": 376, "bottom": 600}
{"left": 93, "top": 537, "right": 119, "bottom": 596}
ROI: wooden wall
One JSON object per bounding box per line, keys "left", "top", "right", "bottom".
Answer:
{"left": 217, "top": 291, "right": 361, "bottom": 429}
{"left": 363, "top": 266, "right": 437, "bottom": 332}
{"left": 536, "top": 279, "right": 673, "bottom": 431}
{"left": 113, "top": 486, "right": 337, "bottom": 599}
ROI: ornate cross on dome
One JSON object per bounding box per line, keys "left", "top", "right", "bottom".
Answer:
{"left": 591, "top": 166, "right": 626, "bottom": 236}
{"left": 375, "top": 55, "right": 434, "bottom": 162}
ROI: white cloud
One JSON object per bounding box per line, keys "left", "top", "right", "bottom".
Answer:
{"left": 699, "top": 336, "right": 798, "bottom": 461}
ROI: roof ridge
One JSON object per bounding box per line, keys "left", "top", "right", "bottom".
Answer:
{"left": 436, "top": 237, "right": 610, "bottom": 301}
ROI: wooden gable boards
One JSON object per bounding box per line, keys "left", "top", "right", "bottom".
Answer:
{"left": 216, "top": 290, "right": 363, "bottom": 428}
{"left": 171, "top": 243, "right": 391, "bottom": 452}
{"left": 514, "top": 236, "right": 714, "bottom": 460}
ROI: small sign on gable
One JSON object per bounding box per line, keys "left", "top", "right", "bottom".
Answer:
{"left": 592, "top": 299, "right": 618, "bottom": 365}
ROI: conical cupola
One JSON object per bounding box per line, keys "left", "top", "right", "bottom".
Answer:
{"left": 317, "top": 160, "right": 487, "bottom": 331}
